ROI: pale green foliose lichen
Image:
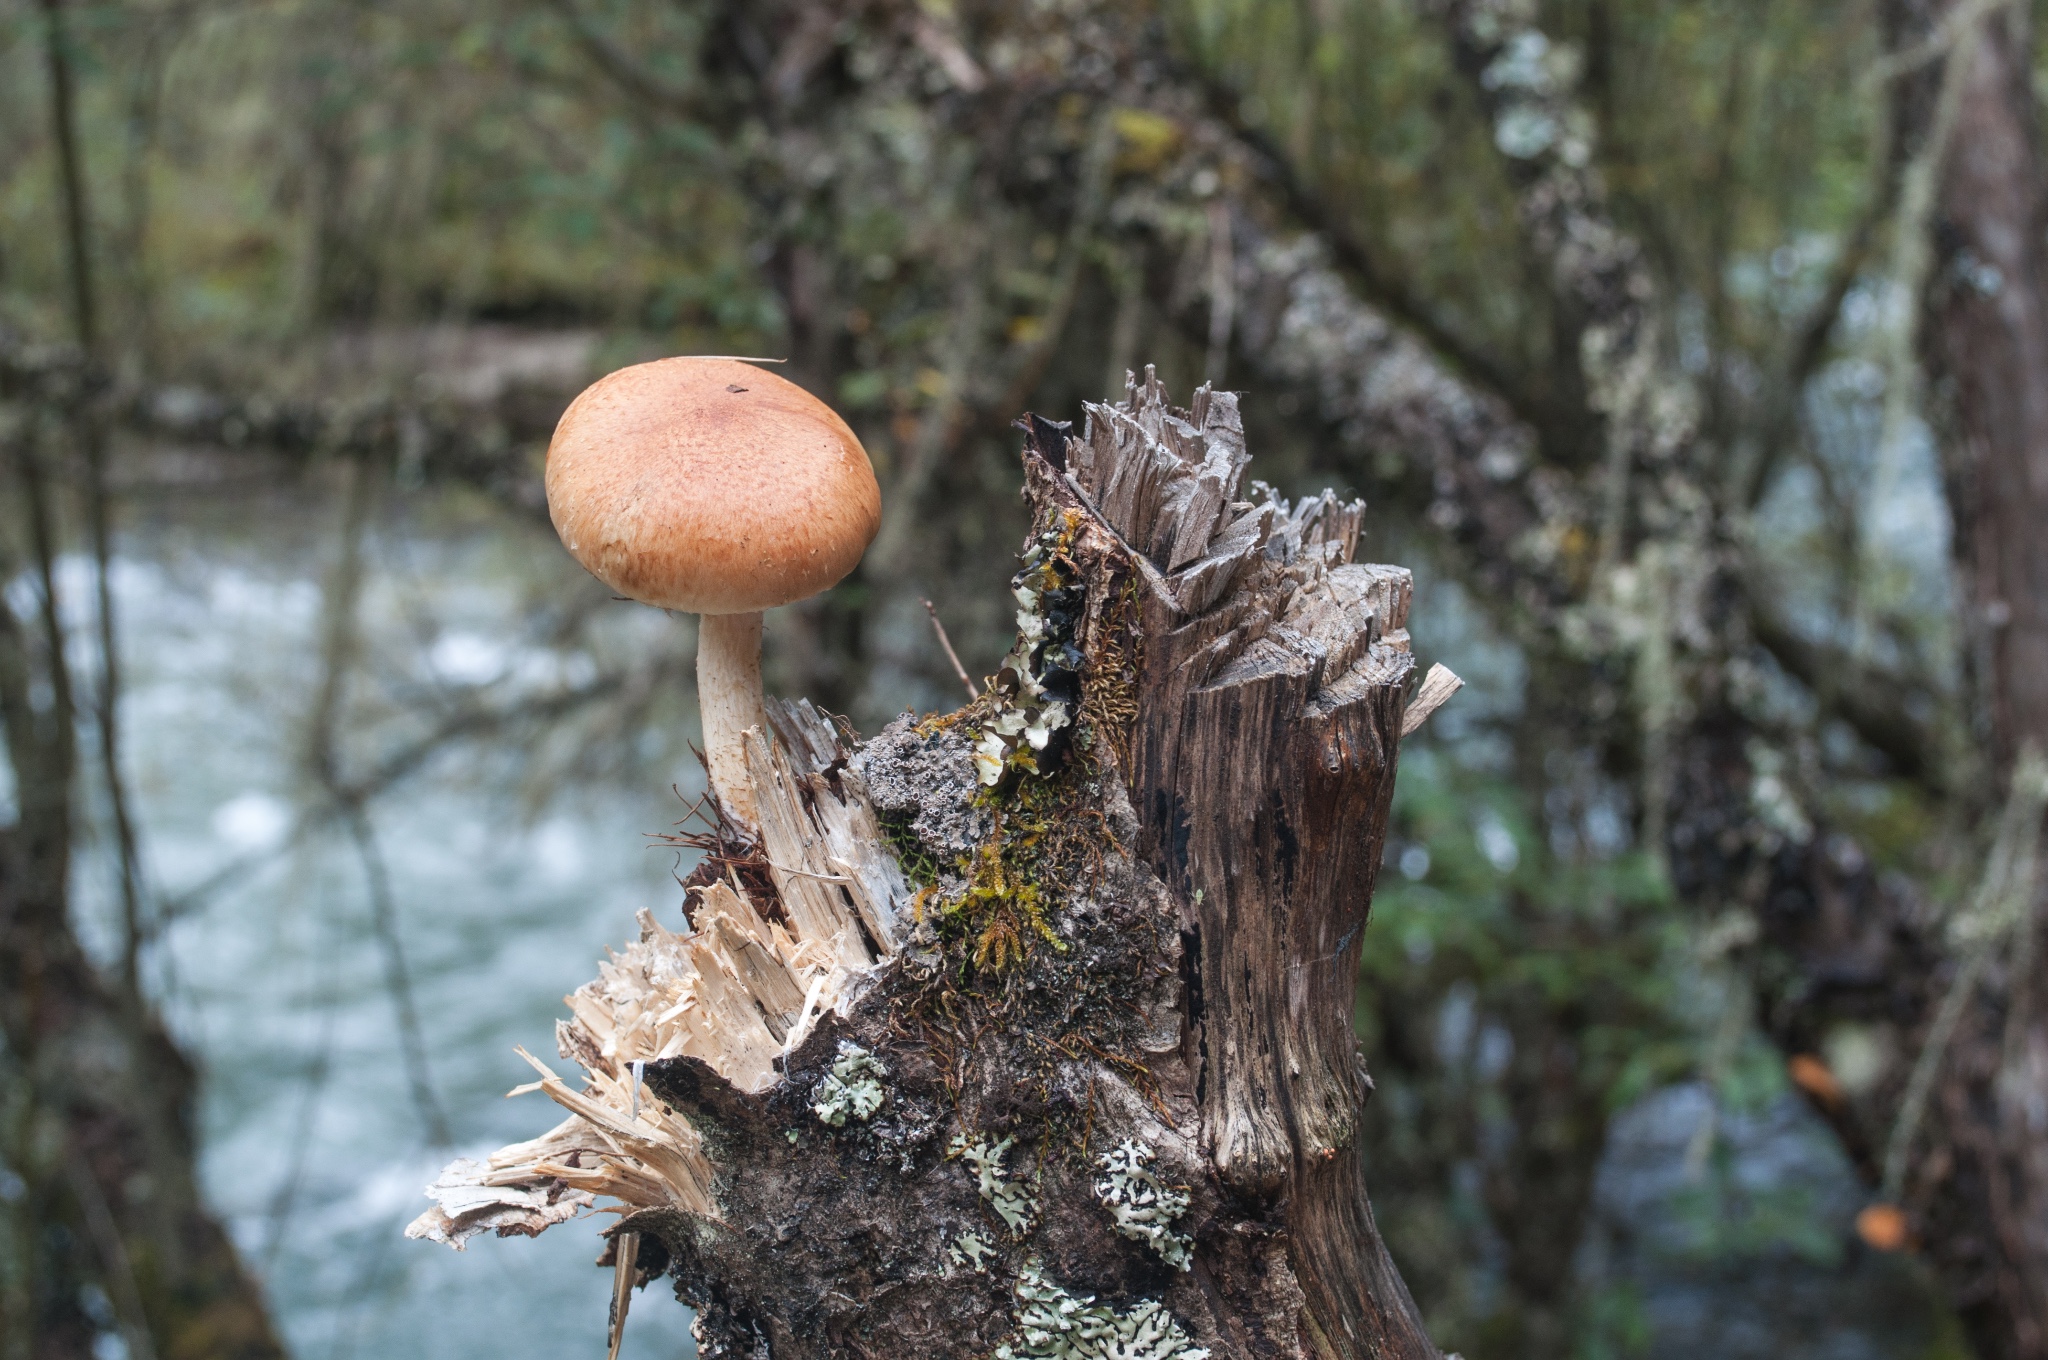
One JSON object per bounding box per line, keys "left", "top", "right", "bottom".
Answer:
{"left": 949, "top": 1132, "right": 1038, "bottom": 1236}
{"left": 948, "top": 1229, "right": 996, "bottom": 1274}
{"left": 1092, "top": 1140, "right": 1193, "bottom": 1270}
{"left": 994, "top": 1259, "right": 1210, "bottom": 1360}
{"left": 811, "top": 1041, "right": 888, "bottom": 1127}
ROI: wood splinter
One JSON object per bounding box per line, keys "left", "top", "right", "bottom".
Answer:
{"left": 1402, "top": 661, "right": 1464, "bottom": 737}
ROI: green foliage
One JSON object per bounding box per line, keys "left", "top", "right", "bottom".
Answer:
{"left": 1571, "top": 1282, "right": 1655, "bottom": 1360}
{"left": 1358, "top": 744, "right": 1697, "bottom": 1353}
{"left": 1361, "top": 751, "right": 1683, "bottom": 1067}
{"left": 1177, "top": 0, "right": 1882, "bottom": 404}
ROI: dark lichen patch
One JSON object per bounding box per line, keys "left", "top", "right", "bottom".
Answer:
{"left": 650, "top": 1015, "right": 1024, "bottom": 1355}
{"left": 972, "top": 514, "right": 1087, "bottom": 789}
{"left": 878, "top": 808, "right": 941, "bottom": 888}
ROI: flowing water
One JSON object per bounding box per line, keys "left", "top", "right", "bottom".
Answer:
{"left": 69, "top": 456, "right": 710, "bottom": 1358}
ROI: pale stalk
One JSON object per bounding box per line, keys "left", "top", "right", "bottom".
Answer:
{"left": 697, "top": 611, "right": 766, "bottom": 830}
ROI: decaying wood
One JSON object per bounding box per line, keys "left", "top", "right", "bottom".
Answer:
{"left": 411, "top": 371, "right": 1442, "bottom": 1359}
{"left": 1402, "top": 664, "right": 1465, "bottom": 738}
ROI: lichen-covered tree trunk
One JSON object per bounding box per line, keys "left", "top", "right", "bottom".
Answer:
{"left": 413, "top": 373, "right": 1444, "bottom": 1359}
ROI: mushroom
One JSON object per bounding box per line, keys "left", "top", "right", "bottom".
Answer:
{"left": 545, "top": 357, "right": 880, "bottom": 830}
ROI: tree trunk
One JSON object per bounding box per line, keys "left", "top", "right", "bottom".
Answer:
{"left": 413, "top": 373, "right": 1443, "bottom": 1359}
{"left": 1915, "top": 2, "right": 2048, "bottom": 1354}
{"left": 1932, "top": 3, "right": 2048, "bottom": 775}
{"left": 0, "top": 423, "right": 286, "bottom": 1359}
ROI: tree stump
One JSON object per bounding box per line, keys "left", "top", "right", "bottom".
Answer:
{"left": 410, "top": 370, "right": 1443, "bottom": 1360}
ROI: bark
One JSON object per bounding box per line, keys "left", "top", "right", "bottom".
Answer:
{"left": 1914, "top": 1, "right": 2048, "bottom": 1352}
{"left": 1929, "top": 0, "right": 2048, "bottom": 770}
{"left": 415, "top": 373, "right": 1440, "bottom": 1359}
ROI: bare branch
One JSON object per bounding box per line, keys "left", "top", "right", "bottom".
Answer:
{"left": 1190, "top": 65, "right": 1562, "bottom": 442}
{"left": 1745, "top": 583, "right": 1947, "bottom": 788}
{"left": 539, "top": 0, "right": 706, "bottom": 116}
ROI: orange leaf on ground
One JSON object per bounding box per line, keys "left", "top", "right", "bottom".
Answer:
{"left": 1788, "top": 1053, "right": 1843, "bottom": 1106}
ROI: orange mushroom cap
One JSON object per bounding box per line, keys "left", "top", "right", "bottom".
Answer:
{"left": 545, "top": 358, "right": 881, "bottom": 615}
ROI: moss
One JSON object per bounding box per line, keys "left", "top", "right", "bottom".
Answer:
{"left": 866, "top": 510, "right": 1171, "bottom": 1171}
{"left": 946, "top": 828, "right": 1064, "bottom": 971}
{"left": 915, "top": 509, "right": 1131, "bottom": 978}
{"left": 879, "top": 808, "right": 941, "bottom": 889}
{"left": 1079, "top": 571, "right": 1143, "bottom": 775}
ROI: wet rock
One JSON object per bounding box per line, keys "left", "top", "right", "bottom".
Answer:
{"left": 1578, "top": 1084, "right": 1954, "bottom": 1359}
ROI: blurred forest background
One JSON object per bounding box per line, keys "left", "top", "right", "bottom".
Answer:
{"left": 3, "top": 0, "right": 2047, "bottom": 1357}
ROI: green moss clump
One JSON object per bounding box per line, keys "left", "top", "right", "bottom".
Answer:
{"left": 879, "top": 808, "right": 941, "bottom": 889}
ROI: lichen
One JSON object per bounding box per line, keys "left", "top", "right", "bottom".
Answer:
{"left": 949, "top": 1133, "right": 1038, "bottom": 1236}
{"left": 811, "top": 1041, "right": 888, "bottom": 1127}
{"left": 948, "top": 1229, "right": 996, "bottom": 1274}
{"left": 1091, "top": 1141, "right": 1193, "bottom": 1270}
{"left": 994, "top": 1259, "right": 1211, "bottom": 1360}
{"left": 879, "top": 808, "right": 942, "bottom": 888}
{"left": 973, "top": 517, "right": 1084, "bottom": 788}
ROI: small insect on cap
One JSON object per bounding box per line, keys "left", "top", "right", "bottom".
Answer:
{"left": 545, "top": 357, "right": 881, "bottom": 615}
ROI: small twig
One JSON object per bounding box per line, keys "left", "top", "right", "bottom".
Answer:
{"left": 922, "top": 598, "right": 978, "bottom": 700}
{"left": 769, "top": 861, "right": 856, "bottom": 884}
{"left": 606, "top": 1231, "right": 639, "bottom": 1360}
{"left": 307, "top": 456, "right": 450, "bottom": 1148}
{"left": 261, "top": 927, "right": 340, "bottom": 1269}
{"left": 345, "top": 803, "right": 452, "bottom": 1147}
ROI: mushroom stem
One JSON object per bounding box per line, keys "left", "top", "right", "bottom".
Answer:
{"left": 696, "top": 611, "right": 768, "bottom": 831}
